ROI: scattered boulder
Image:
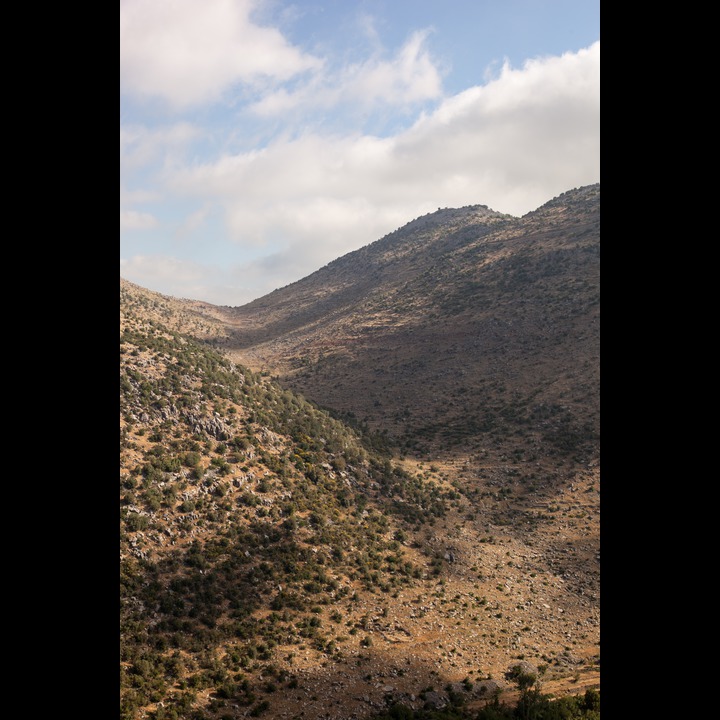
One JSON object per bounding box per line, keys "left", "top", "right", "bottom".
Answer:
{"left": 473, "top": 679, "right": 503, "bottom": 698}
{"left": 422, "top": 691, "right": 447, "bottom": 710}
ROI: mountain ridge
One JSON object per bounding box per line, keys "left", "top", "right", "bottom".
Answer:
{"left": 208, "top": 184, "right": 599, "bottom": 461}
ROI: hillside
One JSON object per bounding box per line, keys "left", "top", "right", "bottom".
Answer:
{"left": 217, "top": 185, "right": 599, "bottom": 465}
{"left": 121, "top": 287, "right": 458, "bottom": 718}
{"left": 119, "top": 185, "right": 600, "bottom": 720}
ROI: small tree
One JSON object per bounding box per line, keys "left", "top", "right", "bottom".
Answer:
{"left": 505, "top": 663, "right": 540, "bottom": 720}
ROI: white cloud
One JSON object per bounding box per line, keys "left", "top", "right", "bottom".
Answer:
{"left": 355, "top": 29, "right": 442, "bottom": 105}
{"left": 179, "top": 205, "right": 211, "bottom": 236}
{"left": 379, "top": 41, "right": 600, "bottom": 210}
{"left": 120, "top": 186, "right": 160, "bottom": 206}
{"left": 120, "top": 122, "right": 200, "bottom": 171}
{"left": 121, "top": 122, "right": 202, "bottom": 230}
{"left": 120, "top": 0, "right": 322, "bottom": 108}
{"left": 172, "top": 41, "right": 597, "bottom": 229}
{"left": 250, "top": 29, "right": 442, "bottom": 117}
{"left": 120, "top": 210, "right": 159, "bottom": 230}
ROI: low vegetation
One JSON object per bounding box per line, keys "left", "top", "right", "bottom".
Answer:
{"left": 121, "top": 293, "right": 455, "bottom": 719}
{"left": 120, "top": 185, "right": 600, "bottom": 719}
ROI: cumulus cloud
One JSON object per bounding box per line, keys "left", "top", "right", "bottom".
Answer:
{"left": 169, "top": 42, "right": 598, "bottom": 249}
{"left": 120, "top": 0, "right": 322, "bottom": 108}
{"left": 357, "top": 29, "right": 442, "bottom": 104}
{"left": 168, "top": 133, "right": 408, "bottom": 264}
{"left": 386, "top": 41, "right": 601, "bottom": 211}
{"left": 251, "top": 29, "right": 442, "bottom": 117}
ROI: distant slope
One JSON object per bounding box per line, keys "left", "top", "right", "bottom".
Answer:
{"left": 226, "top": 203, "right": 510, "bottom": 344}
{"left": 220, "top": 185, "right": 599, "bottom": 460}
{"left": 120, "top": 277, "right": 233, "bottom": 342}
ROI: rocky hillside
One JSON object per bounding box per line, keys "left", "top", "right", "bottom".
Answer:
{"left": 121, "top": 286, "right": 463, "bottom": 719}
{"left": 217, "top": 185, "right": 599, "bottom": 464}
{"left": 119, "top": 185, "right": 599, "bottom": 720}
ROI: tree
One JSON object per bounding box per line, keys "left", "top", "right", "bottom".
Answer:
{"left": 505, "top": 663, "right": 540, "bottom": 720}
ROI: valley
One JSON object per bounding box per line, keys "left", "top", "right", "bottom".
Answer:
{"left": 120, "top": 184, "right": 600, "bottom": 720}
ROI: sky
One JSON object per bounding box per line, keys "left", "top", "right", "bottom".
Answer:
{"left": 120, "top": 0, "right": 600, "bottom": 307}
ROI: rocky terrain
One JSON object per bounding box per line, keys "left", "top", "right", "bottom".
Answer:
{"left": 120, "top": 184, "right": 600, "bottom": 720}
{"left": 219, "top": 185, "right": 599, "bottom": 461}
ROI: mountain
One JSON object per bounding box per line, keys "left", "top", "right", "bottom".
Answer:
{"left": 218, "top": 184, "right": 599, "bottom": 464}
{"left": 119, "top": 185, "right": 600, "bottom": 720}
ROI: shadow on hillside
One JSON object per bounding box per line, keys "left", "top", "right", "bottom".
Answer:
{"left": 204, "top": 644, "right": 511, "bottom": 720}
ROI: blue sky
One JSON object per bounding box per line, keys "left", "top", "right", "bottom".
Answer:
{"left": 120, "top": 0, "right": 600, "bottom": 306}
